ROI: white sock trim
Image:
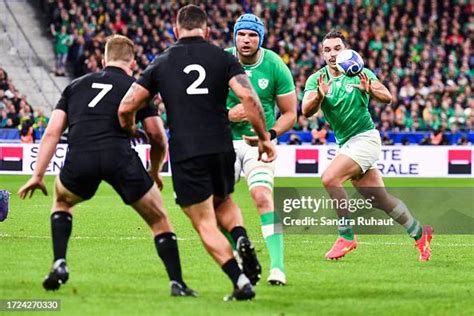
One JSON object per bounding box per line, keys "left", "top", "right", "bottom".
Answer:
{"left": 261, "top": 223, "right": 283, "bottom": 239}
{"left": 237, "top": 274, "right": 250, "bottom": 289}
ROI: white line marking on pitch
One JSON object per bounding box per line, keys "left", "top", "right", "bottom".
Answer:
{"left": 1, "top": 233, "right": 473, "bottom": 247}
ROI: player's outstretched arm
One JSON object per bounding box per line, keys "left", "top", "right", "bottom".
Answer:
{"left": 369, "top": 81, "right": 392, "bottom": 103}
{"left": 302, "top": 91, "right": 321, "bottom": 117}
{"left": 302, "top": 74, "right": 332, "bottom": 118}
{"left": 142, "top": 116, "right": 168, "bottom": 190}
{"left": 350, "top": 72, "right": 392, "bottom": 104}
{"left": 118, "top": 83, "right": 151, "bottom": 137}
{"left": 273, "top": 91, "right": 297, "bottom": 136}
{"left": 18, "top": 110, "right": 67, "bottom": 199}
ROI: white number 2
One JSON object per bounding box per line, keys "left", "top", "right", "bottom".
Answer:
{"left": 88, "top": 83, "right": 113, "bottom": 108}
{"left": 183, "top": 64, "right": 209, "bottom": 95}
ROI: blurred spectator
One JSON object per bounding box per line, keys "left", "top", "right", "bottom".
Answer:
{"left": 430, "top": 129, "right": 448, "bottom": 145}
{"left": 20, "top": 120, "right": 34, "bottom": 144}
{"left": 457, "top": 136, "right": 471, "bottom": 145}
{"left": 51, "top": 24, "right": 73, "bottom": 76}
{"left": 311, "top": 124, "right": 328, "bottom": 145}
{"left": 288, "top": 133, "right": 302, "bottom": 145}
{"left": 382, "top": 134, "right": 394, "bottom": 145}
{"left": 293, "top": 114, "right": 310, "bottom": 131}
{"left": 0, "top": 68, "right": 9, "bottom": 91}
{"left": 0, "top": 107, "right": 7, "bottom": 127}
{"left": 33, "top": 107, "right": 49, "bottom": 140}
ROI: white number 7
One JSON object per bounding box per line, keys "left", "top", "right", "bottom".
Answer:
{"left": 88, "top": 83, "right": 113, "bottom": 108}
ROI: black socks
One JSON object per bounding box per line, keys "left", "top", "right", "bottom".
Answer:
{"left": 230, "top": 226, "right": 248, "bottom": 243}
{"left": 51, "top": 211, "right": 72, "bottom": 261}
{"left": 154, "top": 232, "right": 184, "bottom": 285}
{"left": 222, "top": 258, "right": 242, "bottom": 287}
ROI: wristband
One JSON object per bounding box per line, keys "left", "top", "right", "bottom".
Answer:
{"left": 268, "top": 129, "right": 277, "bottom": 140}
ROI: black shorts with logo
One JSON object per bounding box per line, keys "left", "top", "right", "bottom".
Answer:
{"left": 59, "top": 146, "right": 153, "bottom": 205}
{"left": 171, "top": 151, "right": 236, "bottom": 207}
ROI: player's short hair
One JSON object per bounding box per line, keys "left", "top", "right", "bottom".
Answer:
{"left": 177, "top": 4, "right": 207, "bottom": 31}
{"left": 322, "top": 30, "right": 347, "bottom": 46}
{"left": 104, "top": 35, "right": 134, "bottom": 63}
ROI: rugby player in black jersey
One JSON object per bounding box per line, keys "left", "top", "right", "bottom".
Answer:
{"left": 18, "top": 35, "right": 196, "bottom": 297}
{"left": 118, "top": 5, "right": 276, "bottom": 301}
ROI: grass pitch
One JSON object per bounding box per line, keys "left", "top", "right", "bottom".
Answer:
{"left": 1, "top": 176, "right": 473, "bottom": 315}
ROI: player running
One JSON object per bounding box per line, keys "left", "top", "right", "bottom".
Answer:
{"left": 118, "top": 5, "right": 276, "bottom": 300}
{"left": 18, "top": 35, "right": 196, "bottom": 296}
{"left": 225, "top": 14, "right": 297, "bottom": 285}
{"left": 302, "top": 30, "right": 433, "bottom": 261}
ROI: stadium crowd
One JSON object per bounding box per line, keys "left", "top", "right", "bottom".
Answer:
{"left": 4, "top": 0, "right": 473, "bottom": 145}
{"left": 0, "top": 67, "right": 49, "bottom": 143}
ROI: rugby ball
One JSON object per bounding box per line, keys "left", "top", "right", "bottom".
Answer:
{"left": 336, "top": 50, "right": 364, "bottom": 77}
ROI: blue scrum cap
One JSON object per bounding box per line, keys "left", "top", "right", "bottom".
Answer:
{"left": 234, "top": 13, "right": 265, "bottom": 47}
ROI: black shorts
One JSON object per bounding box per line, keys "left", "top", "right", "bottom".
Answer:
{"left": 59, "top": 146, "right": 154, "bottom": 205}
{"left": 171, "top": 151, "right": 236, "bottom": 207}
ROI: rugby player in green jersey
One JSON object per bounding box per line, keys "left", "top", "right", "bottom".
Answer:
{"left": 302, "top": 30, "right": 433, "bottom": 261}
{"left": 223, "top": 14, "right": 297, "bottom": 285}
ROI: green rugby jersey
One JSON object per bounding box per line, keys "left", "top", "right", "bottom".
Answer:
{"left": 304, "top": 66, "right": 377, "bottom": 145}
{"left": 226, "top": 47, "right": 295, "bottom": 140}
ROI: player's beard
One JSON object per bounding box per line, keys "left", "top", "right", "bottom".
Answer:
{"left": 238, "top": 46, "right": 259, "bottom": 58}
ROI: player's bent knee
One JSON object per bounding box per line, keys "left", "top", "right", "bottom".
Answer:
{"left": 250, "top": 187, "right": 273, "bottom": 211}
{"left": 321, "top": 172, "right": 336, "bottom": 187}
{"left": 133, "top": 185, "right": 170, "bottom": 222}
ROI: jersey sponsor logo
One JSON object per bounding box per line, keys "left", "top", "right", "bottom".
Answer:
{"left": 0, "top": 146, "right": 23, "bottom": 171}
{"left": 258, "top": 78, "right": 269, "bottom": 90}
{"left": 345, "top": 85, "right": 354, "bottom": 93}
{"left": 448, "top": 149, "right": 472, "bottom": 174}
{"left": 295, "top": 149, "right": 318, "bottom": 174}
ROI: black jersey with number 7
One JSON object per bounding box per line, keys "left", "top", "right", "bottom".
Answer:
{"left": 55, "top": 66, "right": 157, "bottom": 151}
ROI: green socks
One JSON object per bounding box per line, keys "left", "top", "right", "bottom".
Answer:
{"left": 260, "top": 212, "right": 284, "bottom": 272}
{"left": 338, "top": 225, "right": 355, "bottom": 240}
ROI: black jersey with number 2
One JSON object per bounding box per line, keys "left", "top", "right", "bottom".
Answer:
{"left": 136, "top": 36, "right": 245, "bottom": 162}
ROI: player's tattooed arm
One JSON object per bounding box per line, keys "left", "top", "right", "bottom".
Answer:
{"left": 118, "top": 83, "right": 151, "bottom": 137}
{"left": 234, "top": 74, "right": 265, "bottom": 125}
{"left": 235, "top": 73, "right": 253, "bottom": 90}
{"left": 229, "top": 74, "right": 268, "bottom": 140}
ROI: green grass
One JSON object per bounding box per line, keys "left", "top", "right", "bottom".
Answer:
{"left": 1, "top": 176, "right": 473, "bottom": 315}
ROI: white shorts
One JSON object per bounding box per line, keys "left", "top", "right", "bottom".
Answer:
{"left": 337, "top": 129, "right": 381, "bottom": 173}
{"left": 233, "top": 140, "right": 276, "bottom": 191}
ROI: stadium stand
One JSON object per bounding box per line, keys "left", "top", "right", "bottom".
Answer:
{"left": 0, "top": 1, "right": 68, "bottom": 143}
{"left": 1, "top": 0, "right": 472, "bottom": 144}
{"left": 0, "top": 66, "right": 50, "bottom": 143}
